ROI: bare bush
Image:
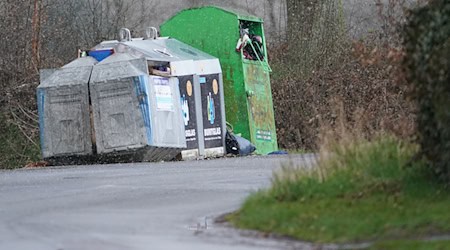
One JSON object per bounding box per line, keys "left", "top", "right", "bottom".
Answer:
{"left": 68, "top": 0, "right": 155, "bottom": 47}
{"left": 284, "top": 0, "right": 345, "bottom": 79}
{"left": 272, "top": 0, "right": 417, "bottom": 150}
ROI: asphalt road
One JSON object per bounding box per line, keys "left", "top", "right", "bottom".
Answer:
{"left": 0, "top": 154, "right": 317, "bottom": 250}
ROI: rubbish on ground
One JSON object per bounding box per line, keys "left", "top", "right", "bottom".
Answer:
{"left": 235, "top": 135, "right": 256, "bottom": 156}
{"left": 268, "top": 151, "right": 289, "bottom": 155}
{"left": 225, "top": 130, "right": 240, "bottom": 155}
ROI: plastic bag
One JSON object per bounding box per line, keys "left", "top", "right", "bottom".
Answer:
{"left": 235, "top": 135, "right": 256, "bottom": 156}
{"left": 225, "top": 130, "right": 240, "bottom": 155}
{"left": 225, "top": 130, "right": 256, "bottom": 156}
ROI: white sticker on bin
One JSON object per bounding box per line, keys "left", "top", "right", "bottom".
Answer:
{"left": 154, "top": 79, "right": 174, "bottom": 111}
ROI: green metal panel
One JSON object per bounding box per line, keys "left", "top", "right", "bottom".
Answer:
{"left": 242, "top": 61, "right": 278, "bottom": 154}
{"left": 161, "top": 6, "right": 278, "bottom": 154}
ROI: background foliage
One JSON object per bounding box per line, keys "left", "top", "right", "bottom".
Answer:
{"left": 272, "top": 0, "right": 417, "bottom": 150}
{"left": 0, "top": 0, "right": 445, "bottom": 172}
{"left": 404, "top": 0, "right": 450, "bottom": 183}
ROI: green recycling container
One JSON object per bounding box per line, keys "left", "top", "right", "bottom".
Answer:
{"left": 161, "top": 6, "right": 278, "bottom": 154}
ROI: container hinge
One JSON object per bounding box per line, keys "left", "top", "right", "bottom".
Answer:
{"left": 144, "top": 27, "right": 159, "bottom": 40}
{"left": 119, "top": 28, "right": 132, "bottom": 42}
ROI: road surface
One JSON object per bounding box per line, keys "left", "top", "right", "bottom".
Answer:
{"left": 0, "top": 154, "right": 317, "bottom": 250}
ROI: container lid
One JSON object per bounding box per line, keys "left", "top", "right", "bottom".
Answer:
{"left": 152, "top": 38, "right": 216, "bottom": 61}
{"left": 38, "top": 57, "right": 97, "bottom": 88}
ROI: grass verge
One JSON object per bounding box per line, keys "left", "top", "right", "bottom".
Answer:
{"left": 367, "top": 239, "right": 450, "bottom": 250}
{"left": 229, "top": 136, "right": 450, "bottom": 244}
{"left": 0, "top": 112, "right": 40, "bottom": 169}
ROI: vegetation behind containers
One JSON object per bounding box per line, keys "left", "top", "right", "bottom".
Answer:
{"left": 0, "top": 0, "right": 437, "bottom": 168}
{"left": 271, "top": 0, "right": 417, "bottom": 150}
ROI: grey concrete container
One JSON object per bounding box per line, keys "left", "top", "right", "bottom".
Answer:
{"left": 85, "top": 34, "right": 225, "bottom": 160}
{"left": 89, "top": 53, "right": 186, "bottom": 162}
{"left": 118, "top": 38, "right": 202, "bottom": 160}
{"left": 37, "top": 32, "right": 224, "bottom": 163}
{"left": 153, "top": 38, "right": 226, "bottom": 158}
{"left": 37, "top": 57, "right": 97, "bottom": 159}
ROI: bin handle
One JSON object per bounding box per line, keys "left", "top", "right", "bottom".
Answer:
{"left": 226, "top": 122, "right": 234, "bottom": 133}
{"left": 119, "top": 28, "right": 132, "bottom": 42}
{"left": 247, "top": 42, "right": 272, "bottom": 73}
{"left": 144, "top": 27, "right": 158, "bottom": 40}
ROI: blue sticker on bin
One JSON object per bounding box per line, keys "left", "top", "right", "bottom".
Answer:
{"left": 199, "top": 77, "right": 206, "bottom": 84}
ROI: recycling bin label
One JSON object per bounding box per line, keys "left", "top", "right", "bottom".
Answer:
{"left": 200, "top": 74, "right": 223, "bottom": 148}
{"left": 178, "top": 75, "right": 198, "bottom": 149}
{"left": 153, "top": 77, "right": 174, "bottom": 111}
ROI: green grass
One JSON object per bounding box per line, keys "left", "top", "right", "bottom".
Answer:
{"left": 230, "top": 136, "right": 450, "bottom": 244}
{"left": 0, "top": 113, "right": 40, "bottom": 169}
{"left": 368, "top": 239, "right": 450, "bottom": 250}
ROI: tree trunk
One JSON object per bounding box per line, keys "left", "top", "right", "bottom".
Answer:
{"left": 31, "top": 0, "right": 42, "bottom": 71}
{"left": 285, "top": 0, "right": 343, "bottom": 77}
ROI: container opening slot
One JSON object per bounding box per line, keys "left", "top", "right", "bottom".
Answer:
{"left": 237, "top": 20, "right": 271, "bottom": 72}
{"left": 148, "top": 61, "right": 171, "bottom": 77}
